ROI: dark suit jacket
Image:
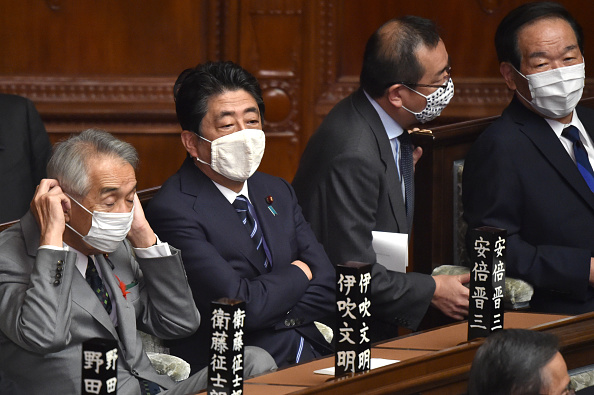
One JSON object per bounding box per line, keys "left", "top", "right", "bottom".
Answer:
{"left": 463, "top": 97, "right": 594, "bottom": 314}
{"left": 146, "top": 157, "right": 335, "bottom": 371}
{"left": 0, "top": 94, "right": 51, "bottom": 223}
{"left": 293, "top": 88, "right": 435, "bottom": 336}
{"left": 0, "top": 211, "right": 201, "bottom": 394}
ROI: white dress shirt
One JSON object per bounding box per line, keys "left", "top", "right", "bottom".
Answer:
{"left": 546, "top": 109, "right": 594, "bottom": 168}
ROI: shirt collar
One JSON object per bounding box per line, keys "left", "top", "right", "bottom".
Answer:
{"left": 364, "top": 90, "right": 404, "bottom": 140}
{"left": 212, "top": 180, "right": 251, "bottom": 205}
{"left": 64, "top": 242, "right": 98, "bottom": 278}
{"left": 545, "top": 108, "right": 584, "bottom": 138}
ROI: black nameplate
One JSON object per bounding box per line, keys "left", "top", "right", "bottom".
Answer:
{"left": 335, "top": 261, "right": 373, "bottom": 375}
{"left": 468, "top": 227, "right": 506, "bottom": 341}
{"left": 207, "top": 298, "right": 246, "bottom": 395}
{"left": 82, "top": 338, "right": 118, "bottom": 394}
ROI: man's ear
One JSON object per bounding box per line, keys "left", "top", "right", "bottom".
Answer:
{"left": 386, "top": 84, "right": 404, "bottom": 109}
{"left": 62, "top": 192, "right": 72, "bottom": 223}
{"left": 181, "top": 130, "right": 199, "bottom": 158}
{"left": 500, "top": 62, "right": 518, "bottom": 91}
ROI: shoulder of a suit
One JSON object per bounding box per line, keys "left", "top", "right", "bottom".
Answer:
{"left": 250, "top": 170, "right": 281, "bottom": 181}
{"left": 577, "top": 104, "right": 594, "bottom": 120}
{"left": 248, "top": 171, "right": 295, "bottom": 198}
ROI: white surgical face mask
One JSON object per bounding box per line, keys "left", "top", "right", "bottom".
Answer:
{"left": 66, "top": 194, "right": 134, "bottom": 253}
{"left": 195, "top": 129, "right": 265, "bottom": 182}
{"left": 402, "top": 78, "right": 455, "bottom": 123}
{"left": 514, "top": 62, "right": 585, "bottom": 119}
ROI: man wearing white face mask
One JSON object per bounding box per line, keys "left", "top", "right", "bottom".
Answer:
{"left": 463, "top": 2, "right": 594, "bottom": 315}
{"left": 0, "top": 129, "right": 276, "bottom": 394}
{"left": 293, "top": 16, "right": 469, "bottom": 342}
{"left": 146, "top": 61, "right": 336, "bottom": 372}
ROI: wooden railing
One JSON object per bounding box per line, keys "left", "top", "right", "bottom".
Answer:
{"left": 289, "top": 313, "right": 594, "bottom": 395}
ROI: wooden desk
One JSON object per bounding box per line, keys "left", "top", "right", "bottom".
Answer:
{"left": 375, "top": 311, "right": 570, "bottom": 352}
{"left": 208, "top": 312, "right": 579, "bottom": 395}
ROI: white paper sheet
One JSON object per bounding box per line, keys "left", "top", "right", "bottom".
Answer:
{"left": 313, "top": 358, "right": 400, "bottom": 375}
{"left": 371, "top": 231, "right": 408, "bottom": 273}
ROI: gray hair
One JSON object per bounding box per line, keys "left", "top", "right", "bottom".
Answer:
{"left": 47, "top": 128, "right": 139, "bottom": 198}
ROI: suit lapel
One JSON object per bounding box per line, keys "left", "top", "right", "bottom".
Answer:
{"left": 96, "top": 253, "right": 138, "bottom": 359}
{"left": 352, "top": 89, "right": 408, "bottom": 233}
{"left": 71, "top": 266, "right": 120, "bottom": 340}
{"left": 248, "top": 178, "right": 280, "bottom": 268}
{"left": 510, "top": 98, "right": 594, "bottom": 212}
{"left": 180, "top": 157, "right": 268, "bottom": 275}
{"left": 579, "top": 106, "right": 594, "bottom": 144}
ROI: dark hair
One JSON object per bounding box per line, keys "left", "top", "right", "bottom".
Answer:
{"left": 467, "top": 329, "right": 560, "bottom": 395}
{"left": 173, "top": 61, "right": 265, "bottom": 136}
{"left": 495, "top": 1, "right": 584, "bottom": 69}
{"left": 360, "top": 15, "right": 441, "bottom": 98}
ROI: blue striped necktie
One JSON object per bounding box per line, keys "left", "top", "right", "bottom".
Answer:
{"left": 563, "top": 125, "right": 594, "bottom": 193}
{"left": 233, "top": 195, "right": 270, "bottom": 270}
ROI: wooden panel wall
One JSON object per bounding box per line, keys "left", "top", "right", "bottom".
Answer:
{"left": 0, "top": 0, "right": 593, "bottom": 189}
{"left": 310, "top": 0, "right": 594, "bottom": 130}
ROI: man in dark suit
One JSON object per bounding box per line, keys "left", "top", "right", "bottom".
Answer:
{"left": 0, "top": 94, "right": 52, "bottom": 223}
{"left": 463, "top": 2, "right": 594, "bottom": 314}
{"left": 146, "top": 61, "right": 335, "bottom": 372}
{"left": 292, "top": 16, "right": 469, "bottom": 340}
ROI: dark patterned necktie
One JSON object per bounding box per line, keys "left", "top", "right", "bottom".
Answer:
{"left": 563, "top": 125, "right": 594, "bottom": 193}
{"left": 86, "top": 260, "right": 161, "bottom": 394}
{"left": 233, "top": 195, "right": 270, "bottom": 270}
{"left": 86, "top": 256, "right": 112, "bottom": 314}
{"left": 139, "top": 378, "right": 162, "bottom": 395}
{"left": 398, "top": 131, "right": 415, "bottom": 227}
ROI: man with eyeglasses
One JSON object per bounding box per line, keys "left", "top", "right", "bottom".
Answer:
{"left": 463, "top": 2, "right": 594, "bottom": 315}
{"left": 292, "top": 16, "right": 469, "bottom": 342}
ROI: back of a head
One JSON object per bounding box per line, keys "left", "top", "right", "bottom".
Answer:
{"left": 47, "top": 128, "right": 138, "bottom": 198}
{"left": 173, "top": 61, "right": 265, "bottom": 135}
{"left": 494, "top": 1, "right": 583, "bottom": 69}
{"left": 360, "top": 15, "right": 441, "bottom": 98}
{"left": 467, "top": 329, "right": 559, "bottom": 395}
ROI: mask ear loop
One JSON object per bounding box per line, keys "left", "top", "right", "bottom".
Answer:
{"left": 63, "top": 193, "right": 92, "bottom": 239}
{"left": 401, "top": 85, "right": 429, "bottom": 116}
{"left": 195, "top": 156, "right": 211, "bottom": 167}
{"left": 514, "top": 87, "right": 532, "bottom": 104}
{"left": 509, "top": 64, "right": 533, "bottom": 104}
{"left": 510, "top": 63, "right": 528, "bottom": 80}
{"left": 66, "top": 193, "right": 93, "bottom": 216}
{"left": 192, "top": 131, "right": 212, "bottom": 167}
{"left": 65, "top": 223, "right": 85, "bottom": 239}
{"left": 401, "top": 80, "right": 451, "bottom": 117}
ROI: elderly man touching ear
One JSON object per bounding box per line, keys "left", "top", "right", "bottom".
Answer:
{"left": 0, "top": 129, "right": 275, "bottom": 395}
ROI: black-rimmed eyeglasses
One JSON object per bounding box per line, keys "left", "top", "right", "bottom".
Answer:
{"left": 385, "top": 67, "right": 452, "bottom": 90}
